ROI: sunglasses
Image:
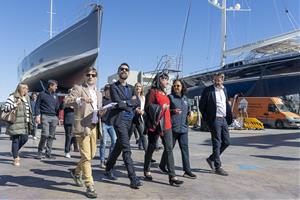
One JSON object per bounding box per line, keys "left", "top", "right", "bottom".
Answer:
{"left": 173, "top": 85, "right": 181, "bottom": 87}
{"left": 119, "top": 68, "right": 129, "bottom": 72}
{"left": 86, "top": 73, "right": 97, "bottom": 78}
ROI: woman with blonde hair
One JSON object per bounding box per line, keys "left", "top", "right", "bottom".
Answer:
{"left": 3, "top": 83, "right": 33, "bottom": 166}
{"left": 132, "top": 82, "right": 148, "bottom": 150}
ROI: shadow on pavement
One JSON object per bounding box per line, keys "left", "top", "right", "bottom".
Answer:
{"left": 0, "top": 175, "right": 85, "bottom": 196}
{"left": 251, "top": 155, "right": 300, "bottom": 161}
{"left": 202, "top": 132, "right": 300, "bottom": 149}
{"left": 42, "top": 160, "right": 78, "bottom": 167}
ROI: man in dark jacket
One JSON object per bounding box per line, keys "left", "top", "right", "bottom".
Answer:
{"left": 35, "top": 80, "right": 60, "bottom": 159}
{"left": 199, "top": 73, "right": 232, "bottom": 176}
{"left": 104, "top": 63, "right": 142, "bottom": 189}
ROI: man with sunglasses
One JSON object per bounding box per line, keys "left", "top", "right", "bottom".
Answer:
{"left": 104, "top": 63, "right": 143, "bottom": 189}
{"left": 64, "top": 67, "right": 104, "bottom": 198}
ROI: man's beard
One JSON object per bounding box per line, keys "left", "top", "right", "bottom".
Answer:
{"left": 119, "top": 73, "right": 128, "bottom": 80}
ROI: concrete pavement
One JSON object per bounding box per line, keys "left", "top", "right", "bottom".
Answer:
{"left": 0, "top": 127, "right": 299, "bottom": 199}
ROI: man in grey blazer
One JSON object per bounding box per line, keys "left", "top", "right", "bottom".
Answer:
{"left": 64, "top": 67, "right": 103, "bottom": 199}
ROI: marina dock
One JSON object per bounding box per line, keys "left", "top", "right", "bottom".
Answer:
{"left": 0, "top": 127, "right": 299, "bottom": 199}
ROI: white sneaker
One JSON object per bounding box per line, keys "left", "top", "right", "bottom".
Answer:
{"left": 65, "top": 153, "right": 71, "bottom": 158}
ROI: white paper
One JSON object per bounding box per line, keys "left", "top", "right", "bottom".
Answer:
{"left": 102, "top": 102, "right": 117, "bottom": 110}
{"left": 92, "top": 110, "right": 99, "bottom": 124}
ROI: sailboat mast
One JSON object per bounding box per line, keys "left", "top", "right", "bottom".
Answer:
{"left": 220, "top": 0, "right": 227, "bottom": 67}
{"left": 49, "top": 0, "right": 53, "bottom": 39}
{"left": 208, "top": 0, "right": 250, "bottom": 67}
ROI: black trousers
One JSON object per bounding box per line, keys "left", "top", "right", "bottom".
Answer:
{"left": 64, "top": 124, "right": 78, "bottom": 153}
{"left": 160, "top": 132, "right": 191, "bottom": 173}
{"left": 208, "top": 117, "right": 230, "bottom": 169}
{"left": 11, "top": 134, "right": 28, "bottom": 159}
{"left": 144, "top": 129, "right": 176, "bottom": 177}
{"left": 106, "top": 120, "right": 137, "bottom": 180}
{"left": 131, "top": 122, "right": 148, "bottom": 150}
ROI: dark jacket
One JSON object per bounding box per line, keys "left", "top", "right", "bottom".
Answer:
{"left": 101, "top": 96, "right": 113, "bottom": 125}
{"left": 35, "top": 90, "right": 60, "bottom": 116}
{"left": 30, "top": 100, "right": 36, "bottom": 117}
{"left": 144, "top": 89, "right": 167, "bottom": 136}
{"left": 63, "top": 107, "right": 75, "bottom": 125}
{"left": 199, "top": 85, "right": 233, "bottom": 126}
{"left": 145, "top": 103, "right": 163, "bottom": 134}
{"left": 108, "top": 81, "right": 140, "bottom": 126}
{"left": 169, "top": 94, "right": 190, "bottom": 134}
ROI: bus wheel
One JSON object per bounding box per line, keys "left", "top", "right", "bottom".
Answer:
{"left": 275, "top": 120, "right": 284, "bottom": 129}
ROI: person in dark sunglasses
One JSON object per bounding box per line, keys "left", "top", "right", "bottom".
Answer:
{"left": 104, "top": 63, "right": 143, "bottom": 189}
{"left": 65, "top": 67, "right": 104, "bottom": 198}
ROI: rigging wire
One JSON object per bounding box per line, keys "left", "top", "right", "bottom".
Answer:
{"left": 177, "top": 0, "right": 192, "bottom": 77}
{"left": 207, "top": 2, "right": 212, "bottom": 67}
{"left": 281, "top": 0, "right": 299, "bottom": 30}
{"left": 244, "top": 0, "right": 251, "bottom": 44}
{"left": 272, "top": 0, "right": 284, "bottom": 33}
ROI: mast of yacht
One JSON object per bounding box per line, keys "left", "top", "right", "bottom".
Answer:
{"left": 48, "top": 0, "right": 55, "bottom": 39}
{"left": 208, "top": 0, "right": 250, "bottom": 67}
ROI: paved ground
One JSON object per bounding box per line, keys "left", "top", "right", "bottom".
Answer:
{"left": 0, "top": 126, "right": 299, "bottom": 199}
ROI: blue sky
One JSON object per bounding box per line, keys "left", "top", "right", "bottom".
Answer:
{"left": 0, "top": 0, "right": 299, "bottom": 101}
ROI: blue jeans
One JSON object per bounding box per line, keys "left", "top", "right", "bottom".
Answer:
{"left": 99, "top": 123, "right": 116, "bottom": 162}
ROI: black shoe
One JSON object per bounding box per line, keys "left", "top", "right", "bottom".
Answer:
{"left": 45, "top": 154, "right": 56, "bottom": 159}
{"left": 144, "top": 171, "right": 153, "bottom": 181}
{"left": 70, "top": 169, "right": 83, "bottom": 187}
{"left": 155, "top": 146, "right": 163, "bottom": 152}
{"left": 104, "top": 170, "right": 118, "bottom": 180}
{"left": 86, "top": 185, "right": 97, "bottom": 199}
{"left": 151, "top": 159, "right": 156, "bottom": 163}
{"left": 35, "top": 152, "right": 44, "bottom": 160}
{"left": 158, "top": 165, "right": 168, "bottom": 173}
{"left": 183, "top": 171, "right": 197, "bottom": 179}
{"left": 138, "top": 146, "right": 144, "bottom": 150}
{"left": 169, "top": 177, "right": 184, "bottom": 186}
{"left": 130, "top": 177, "right": 143, "bottom": 189}
{"left": 206, "top": 157, "right": 214, "bottom": 170}
{"left": 215, "top": 168, "right": 228, "bottom": 176}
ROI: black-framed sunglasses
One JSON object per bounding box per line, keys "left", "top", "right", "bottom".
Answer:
{"left": 173, "top": 85, "right": 181, "bottom": 88}
{"left": 119, "top": 67, "right": 129, "bottom": 72}
{"left": 86, "top": 73, "right": 97, "bottom": 78}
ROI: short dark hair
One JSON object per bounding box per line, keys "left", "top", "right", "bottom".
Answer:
{"left": 47, "top": 80, "right": 58, "bottom": 88}
{"left": 171, "top": 79, "right": 187, "bottom": 96}
{"left": 151, "top": 71, "right": 169, "bottom": 91}
{"left": 118, "top": 63, "right": 130, "bottom": 71}
{"left": 30, "top": 92, "right": 38, "bottom": 100}
{"left": 104, "top": 84, "right": 110, "bottom": 91}
{"left": 85, "top": 67, "right": 98, "bottom": 77}
{"left": 213, "top": 72, "right": 225, "bottom": 79}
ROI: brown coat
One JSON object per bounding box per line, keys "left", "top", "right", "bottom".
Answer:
{"left": 64, "top": 83, "right": 102, "bottom": 137}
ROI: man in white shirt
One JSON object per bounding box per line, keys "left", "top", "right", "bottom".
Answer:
{"left": 199, "top": 73, "right": 233, "bottom": 176}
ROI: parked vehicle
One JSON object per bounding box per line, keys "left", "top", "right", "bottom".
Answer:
{"left": 232, "top": 97, "right": 300, "bottom": 129}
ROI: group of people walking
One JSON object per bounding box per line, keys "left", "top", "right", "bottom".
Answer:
{"left": 1, "top": 63, "right": 233, "bottom": 199}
